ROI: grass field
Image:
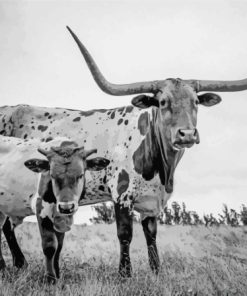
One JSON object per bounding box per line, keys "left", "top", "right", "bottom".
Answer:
{"left": 1, "top": 222, "right": 247, "bottom": 295}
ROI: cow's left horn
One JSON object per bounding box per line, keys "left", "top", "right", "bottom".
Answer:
{"left": 67, "top": 26, "right": 161, "bottom": 95}
{"left": 186, "top": 78, "right": 247, "bottom": 92}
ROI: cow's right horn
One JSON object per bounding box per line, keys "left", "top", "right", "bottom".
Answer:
{"left": 67, "top": 26, "right": 162, "bottom": 96}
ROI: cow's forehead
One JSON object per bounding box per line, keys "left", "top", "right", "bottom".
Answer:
{"left": 158, "top": 79, "right": 196, "bottom": 101}
{"left": 50, "top": 154, "right": 84, "bottom": 175}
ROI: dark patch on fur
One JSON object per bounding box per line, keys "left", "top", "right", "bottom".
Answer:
{"left": 117, "top": 118, "right": 123, "bottom": 125}
{"left": 125, "top": 106, "right": 133, "bottom": 113}
{"left": 132, "top": 112, "right": 160, "bottom": 182}
{"left": 45, "top": 137, "right": 53, "bottom": 142}
{"left": 110, "top": 111, "right": 115, "bottom": 119}
{"left": 124, "top": 120, "right": 129, "bottom": 125}
{"left": 137, "top": 112, "right": 149, "bottom": 136}
{"left": 79, "top": 109, "right": 107, "bottom": 117}
{"left": 38, "top": 125, "right": 48, "bottom": 132}
{"left": 43, "top": 181, "right": 56, "bottom": 204}
{"left": 43, "top": 246, "right": 56, "bottom": 259}
{"left": 98, "top": 185, "right": 105, "bottom": 191}
{"left": 133, "top": 139, "right": 157, "bottom": 181}
{"left": 41, "top": 216, "right": 54, "bottom": 231}
{"left": 73, "top": 117, "right": 81, "bottom": 122}
{"left": 117, "top": 169, "right": 130, "bottom": 195}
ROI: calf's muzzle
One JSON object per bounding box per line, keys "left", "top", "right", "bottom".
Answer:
{"left": 57, "top": 201, "right": 78, "bottom": 215}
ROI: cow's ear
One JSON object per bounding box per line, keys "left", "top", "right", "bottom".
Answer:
{"left": 24, "top": 159, "right": 50, "bottom": 173}
{"left": 86, "top": 157, "right": 110, "bottom": 171}
{"left": 198, "top": 93, "right": 222, "bottom": 107}
{"left": 131, "top": 95, "right": 159, "bottom": 109}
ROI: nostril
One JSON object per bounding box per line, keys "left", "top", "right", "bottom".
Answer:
{"left": 178, "top": 129, "right": 185, "bottom": 137}
{"left": 58, "top": 203, "right": 75, "bottom": 214}
{"left": 193, "top": 129, "right": 197, "bottom": 136}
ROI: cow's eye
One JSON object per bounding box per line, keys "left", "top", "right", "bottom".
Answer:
{"left": 195, "top": 100, "right": 199, "bottom": 105}
{"left": 50, "top": 174, "right": 55, "bottom": 179}
{"left": 160, "top": 100, "right": 167, "bottom": 107}
{"left": 77, "top": 174, "right": 84, "bottom": 180}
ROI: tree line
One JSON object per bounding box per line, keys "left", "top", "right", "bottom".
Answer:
{"left": 90, "top": 202, "right": 247, "bottom": 227}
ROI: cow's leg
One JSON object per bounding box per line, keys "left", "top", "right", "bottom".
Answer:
{"left": 38, "top": 217, "right": 57, "bottom": 284}
{"left": 2, "top": 217, "right": 27, "bottom": 268}
{"left": 142, "top": 216, "right": 160, "bottom": 274}
{"left": 54, "top": 231, "right": 65, "bottom": 279}
{"left": 0, "top": 212, "right": 6, "bottom": 269}
{"left": 115, "top": 202, "right": 133, "bottom": 277}
{"left": 0, "top": 230, "right": 6, "bottom": 270}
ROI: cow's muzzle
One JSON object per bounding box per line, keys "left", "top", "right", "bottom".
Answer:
{"left": 173, "top": 128, "right": 200, "bottom": 150}
{"left": 57, "top": 201, "right": 78, "bottom": 215}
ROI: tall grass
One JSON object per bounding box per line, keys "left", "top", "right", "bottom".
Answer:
{"left": 1, "top": 223, "right": 247, "bottom": 295}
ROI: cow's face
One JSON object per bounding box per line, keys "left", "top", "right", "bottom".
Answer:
{"left": 132, "top": 79, "right": 221, "bottom": 151}
{"left": 25, "top": 144, "right": 110, "bottom": 215}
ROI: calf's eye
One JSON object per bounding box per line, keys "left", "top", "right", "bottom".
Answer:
{"left": 160, "top": 100, "right": 166, "bottom": 107}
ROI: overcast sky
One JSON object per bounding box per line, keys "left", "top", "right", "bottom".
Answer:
{"left": 1, "top": 0, "right": 247, "bottom": 222}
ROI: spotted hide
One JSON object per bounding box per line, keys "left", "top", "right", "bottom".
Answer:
{"left": 1, "top": 27, "right": 247, "bottom": 277}
{"left": 0, "top": 135, "right": 109, "bottom": 278}
{"left": 0, "top": 104, "right": 180, "bottom": 217}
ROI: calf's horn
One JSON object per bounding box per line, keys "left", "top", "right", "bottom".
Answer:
{"left": 37, "top": 148, "right": 49, "bottom": 156}
{"left": 84, "top": 148, "right": 97, "bottom": 158}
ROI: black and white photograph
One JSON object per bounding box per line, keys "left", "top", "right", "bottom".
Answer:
{"left": 0, "top": 0, "right": 247, "bottom": 295}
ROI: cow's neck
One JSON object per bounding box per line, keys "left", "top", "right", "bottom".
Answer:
{"left": 133, "top": 108, "right": 184, "bottom": 193}
{"left": 153, "top": 108, "right": 184, "bottom": 193}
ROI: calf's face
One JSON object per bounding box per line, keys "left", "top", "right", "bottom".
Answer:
{"left": 25, "top": 144, "right": 109, "bottom": 215}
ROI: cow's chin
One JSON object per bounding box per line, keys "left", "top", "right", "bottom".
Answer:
{"left": 172, "top": 142, "right": 195, "bottom": 151}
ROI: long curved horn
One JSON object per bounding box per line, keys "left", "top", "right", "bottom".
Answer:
{"left": 66, "top": 26, "right": 161, "bottom": 95}
{"left": 186, "top": 78, "right": 247, "bottom": 92}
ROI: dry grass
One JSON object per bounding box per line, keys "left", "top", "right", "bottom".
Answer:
{"left": 1, "top": 223, "right": 247, "bottom": 295}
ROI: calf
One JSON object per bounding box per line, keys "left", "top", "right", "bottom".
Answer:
{"left": 0, "top": 136, "right": 109, "bottom": 279}
{"left": 25, "top": 142, "right": 109, "bottom": 283}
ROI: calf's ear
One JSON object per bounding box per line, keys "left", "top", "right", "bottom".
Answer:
{"left": 198, "top": 93, "right": 222, "bottom": 107}
{"left": 86, "top": 157, "right": 110, "bottom": 171}
{"left": 24, "top": 159, "right": 50, "bottom": 173}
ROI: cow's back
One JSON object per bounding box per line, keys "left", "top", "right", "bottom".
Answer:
{"left": 0, "top": 104, "right": 169, "bottom": 217}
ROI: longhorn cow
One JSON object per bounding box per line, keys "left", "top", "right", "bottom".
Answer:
{"left": 0, "top": 27, "right": 247, "bottom": 277}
